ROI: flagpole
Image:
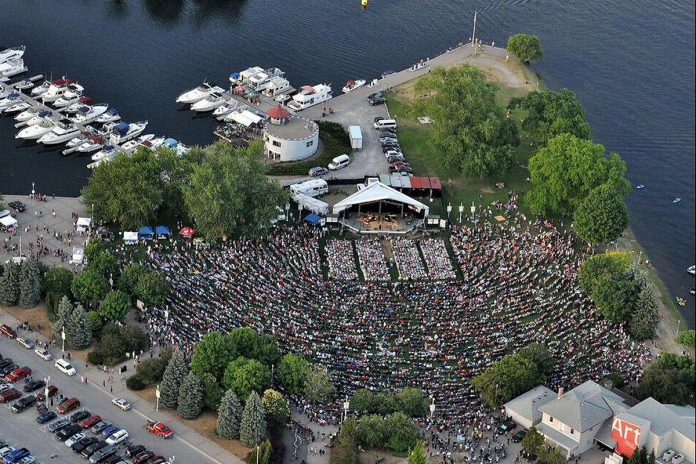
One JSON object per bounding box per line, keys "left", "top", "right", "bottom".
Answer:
{"left": 471, "top": 10, "right": 478, "bottom": 47}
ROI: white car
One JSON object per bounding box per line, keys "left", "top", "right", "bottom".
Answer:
{"left": 105, "top": 429, "right": 129, "bottom": 445}
{"left": 17, "top": 457, "right": 35, "bottom": 464}
{"left": 0, "top": 446, "right": 15, "bottom": 457}
{"left": 65, "top": 432, "right": 86, "bottom": 447}
{"left": 112, "top": 398, "right": 132, "bottom": 411}
{"left": 54, "top": 358, "right": 77, "bottom": 376}
{"left": 16, "top": 337, "right": 34, "bottom": 349}
{"left": 34, "top": 347, "right": 53, "bottom": 360}
{"left": 0, "top": 383, "right": 13, "bottom": 393}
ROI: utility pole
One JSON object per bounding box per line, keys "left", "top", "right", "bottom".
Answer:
{"left": 471, "top": 10, "right": 478, "bottom": 48}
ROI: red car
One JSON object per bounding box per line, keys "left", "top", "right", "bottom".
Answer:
{"left": 0, "top": 388, "right": 21, "bottom": 403}
{"left": 5, "top": 366, "right": 31, "bottom": 382}
{"left": 82, "top": 415, "right": 102, "bottom": 429}
{"left": 0, "top": 324, "right": 16, "bottom": 339}
{"left": 36, "top": 385, "right": 59, "bottom": 402}
{"left": 146, "top": 421, "right": 174, "bottom": 439}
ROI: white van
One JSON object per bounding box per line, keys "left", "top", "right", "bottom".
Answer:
{"left": 374, "top": 119, "right": 397, "bottom": 130}
{"left": 289, "top": 179, "right": 329, "bottom": 197}
{"left": 55, "top": 358, "right": 77, "bottom": 376}
{"left": 328, "top": 154, "right": 350, "bottom": 170}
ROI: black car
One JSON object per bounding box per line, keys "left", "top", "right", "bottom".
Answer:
{"left": 512, "top": 430, "right": 526, "bottom": 443}
{"left": 56, "top": 423, "right": 82, "bottom": 441}
{"left": 126, "top": 444, "right": 146, "bottom": 458}
{"left": 497, "top": 419, "right": 517, "bottom": 434}
{"left": 104, "top": 455, "right": 125, "bottom": 464}
{"left": 367, "top": 92, "right": 386, "bottom": 105}
{"left": 72, "top": 436, "right": 98, "bottom": 453}
{"left": 23, "top": 379, "right": 46, "bottom": 393}
{"left": 11, "top": 394, "right": 36, "bottom": 413}
{"left": 0, "top": 363, "right": 18, "bottom": 377}
{"left": 8, "top": 201, "right": 26, "bottom": 213}
{"left": 48, "top": 417, "right": 71, "bottom": 433}
{"left": 70, "top": 409, "right": 91, "bottom": 423}
{"left": 82, "top": 441, "right": 108, "bottom": 459}
{"left": 0, "top": 357, "right": 12, "bottom": 369}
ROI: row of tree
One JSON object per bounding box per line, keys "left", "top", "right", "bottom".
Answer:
{"left": 349, "top": 387, "right": 429, "bottom": 417}
{"left": 636, "top": 353, "right": 694, "bottom": 405}
{"left": 331, "top": 414, "right": 421, "bottom": 463}
{"left": 521, "top": 427, "right": 569, "bottom": 464}
{"left": 0, "top": 259, "right": 41, "bottom": 308}
{"left": 81, "top": 141, "right": 288, "bottom": 241}
{"left": 579, "top": 252, "right": 659, "bottom": 340}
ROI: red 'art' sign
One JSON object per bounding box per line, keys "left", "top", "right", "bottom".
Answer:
{"left": 612, "top": 418, "right": 642, "bottom": 457}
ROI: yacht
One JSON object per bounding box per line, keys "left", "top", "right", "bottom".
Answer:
{"left": 163, "top": 137, "right": 190, "bottom": 156}
{"left": 75, "top": 135, "right": 107, "bottom": 154}
{"left": 37, "top": 125, "right": 81, "bottom": 145}
{"left": 16, "top": 119, "right": 56, "bottom": 140}
{"left": 30, "top": 80, "right": 51, "bottom": 97}
{"left": 0, "top": 46, "right": 26, "bottom": 64}
{"left": 176, "top": 82, "right": 218, "bottom": 104}
{"left": 141, "top": 136, "right": 166, "bottom": 151}
{"left": 0, "top": 59, "right": 28, "bottom": 81}
{"left": 25, "top": 110, "right": 56, "bottom": 126}
{"left": 91, "top": 144, "right": 118, "bottom": 162}
{"left": 213, "top": 101, "right": 238, "bottom": 120}
{"left": 287, "top": 84, "right": 332, "bottom": 111}
{"left": 2, "top": 101, "right": 31, "bottom": 114}
{"left": 0, "top": 92, "right": 23, "bottom": 110}
{"left": 110, "top": 120, "right": 148, "bottom": 144}
{"left": 53, "top": 91, "right": 84, "bottom": 108}
{"left": 15, "top": 106, "right": 41, "bottom": 122}
{"left": 41, "top": 79, "right": 83, "bottom": 103}
{"left": 191, "top": 94, "right": 226, "bottom": 112}
{"left": 65, "top": 97, "right": 94, "bottom": 113}
{"left": 96, "top": 107, "right": 121, "bottom": 123}
{"left": 688, "top": 265, "right": 695, "bottom": 276}
{"left": 342, "top": 79, "right": 366, "bottom": 93}
{"left": 15, "top": 78, "right": 35, "bottom": 91}
{"left": 122, "top": 134, "right": 155, "bottom": 153}
{"left": 0, "top": 87, "right": 13, "bottom": 99}
{"left": 70, "top": 104, "right": 109, "bottom": 124}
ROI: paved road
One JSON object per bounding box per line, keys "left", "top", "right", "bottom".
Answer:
{"left": 0, "top": 312, "right": 241, "bottom": 464}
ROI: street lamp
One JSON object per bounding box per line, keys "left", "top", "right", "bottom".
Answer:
{"left": 446, "top": 203, "right": 452, "bottom": 224}
{"left": 61, "top": 329, "right": 66, "bottom": 353}
{"left": 458, "top": 203, "right": 464, "bottom": 223}
{"left": 470, "top": 202, "right": 476, "bottom": 222}
{"left": 343, "top": 396, "right": 350, "bottom": 423}
{"left": 155, "top": 384, "right": 161, "bottom": 411}
{"left": 285, "top": 202, "right": 290, "bottom": 222}
{"left": 429, "top": 396, "right": 435, "bottom": 421}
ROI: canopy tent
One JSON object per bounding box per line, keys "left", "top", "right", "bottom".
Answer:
{"left": 230, "top": 72, "right": 241, "bottom": 80}
{"left": 123, "top": 231, "right": 138, "bottom": 244}
{"left": 226, "top": 111, "right": 255, "bottom": 127}
{"left": 76, "top": 217, "right": 92, "bottom": 232}
{"left": 0, "top": 216, "right": 17, "bottom": 227}
{"left": 139, "top": 226, "right": 154, "bottom": 240}
{"left": 333, "top": 181, "right": 429, "bottom": 216}
{"left": 155, "top": 226, "right": 172, "bottom": 239}
{"left": 179, "top": 227, "right": 197, "bottom": 239}
{"left": 304, "top": 214, "right": 323, "bottom": 226}
{"left": 241, "top": 110, "right": 263, "bottom": 124}
{"left": 70, "top": 247, "right": 84, "bottom": 265}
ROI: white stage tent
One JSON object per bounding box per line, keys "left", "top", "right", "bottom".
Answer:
{"left": 332, "top": 181, "right": 429, "bottom": 216}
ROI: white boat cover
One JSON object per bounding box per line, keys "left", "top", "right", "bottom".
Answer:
{"left": 0, "top": 216, "right": 18, "bottom": 227}
{"left": 332, "top": 181, "right": 429, "bottom": 215}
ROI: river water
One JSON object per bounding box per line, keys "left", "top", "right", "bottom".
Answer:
{"left": 0, "top": 0, "right": 694, "bottom": 326}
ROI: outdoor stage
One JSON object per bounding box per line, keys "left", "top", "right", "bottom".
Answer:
{"left": 338, "top": 213, "right": 421, "bottom": 235}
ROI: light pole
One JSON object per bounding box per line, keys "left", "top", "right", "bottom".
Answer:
{"left": 256, "top": 445, "right": 260, "bottom": 464}
{"left": 285, "top": 202, "right": 290, "bottom": 222}
{"left": 446, "top": 203, "right": 452, "bottom": 225}
{"left": 61, "top": 329, "right": 66, "bottom": 353}
{"left": 429, "top": 396, "right": 435, "bottom": 422}
{"left": 343, "top": 396, "right": 350, "bottom": 423}
{"left": 458, "top": 203, "right": 464, "bottom": 223}
{"left": 156, "top": 384, "right": 161, "bottom": 411}
{"left": 470, "top": 202, "right": 476, "bottom": 222}
{"left": 494, "top": 383, "right": 499, "bottom": 407}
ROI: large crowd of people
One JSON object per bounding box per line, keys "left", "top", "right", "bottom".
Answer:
{"left": 390, "top": 238, "right": 428, "bottom": 281}
{"left": 131, "top": 207, "right": 651, "bottom": 434}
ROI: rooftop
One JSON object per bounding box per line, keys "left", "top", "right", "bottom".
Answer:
{"left": 264, "top": 116, "right": 318, "bottom": 141}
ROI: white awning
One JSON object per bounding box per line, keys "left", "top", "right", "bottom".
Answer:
{"left": 241, "top": 110, "right": 263, "bottom": 124}
{"left": 123, "top": 231, "right": 138, "bottom": 243}
{"left": 76, "top": 217, "right": 92, "bottom": 232}
{"left": 332, "top": 181, "right": 429, "bottom": 215}
{"left": 71, "top": 247, "right": 84, "bottom": 264}
{"left": 0, "top": 216, "right": 17, "bottom": 227}
{"left": 227, "top": 111, "right": 255, "bottom": 127}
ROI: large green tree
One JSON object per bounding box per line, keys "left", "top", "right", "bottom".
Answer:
{"left": 135, "top": 271, "right": 169, "bottom": 307}
{"left": 574, "top": 184, "right": 629, "bottom": 244}
{"left": 304, "top": 365, "right": 334, "bottom": 404}
{"left": 397, "top": 387, "right": 428, "bottom": 417}
{"left": 637, "top": 354, "right": 695, "bottom": 405}
{"left": 0, "top": 263, "right": 20, "bottom": 307}
{"left": 177, "top": 371, "right": 204, "bottom": 419}
{"left": 159, "top": 350, "right": 189, "bottom": 409}
{"left": 216, "top": 389, "right": 243, "bottom": 439}
{"left": 507, "top": 34, "right": 543, "bottom": 63}
{"left": 526, "top": 134, "right": 631, "bottom": 216}
{"left": 43, "top": 267, "right": 74, "bottom": 319}
{"left": 91, "top": 252, "right": 120, "bottom": 281}
{"left": 384, "top": 412, "right": 420, "bottom": 454}
{"left": 356, "top": 415, "right": 387, "bottom": 449}
{"left": 223, "top": 357, "right": 272, "bottom": 401}
{"left": 277, "top": 354, "right": 310, "bottom": 395}
{"left": 592, "top": 271, "right": 641, "bottom": 322}
{"left": 183, "top": 142, "right": 287, "bottom": 241}
{"left": 408, "top": 441, "right": 428, "bottom": 464}
{"left": 18, "top": 258, "right": 41, "bottom": 308}
{"left": 332, "top": 418, "right": 360, "bottom": 464}
{"left": 247, "top": 440, "right": 272, "bottom": 464}
{"left": 53, "top": 296, "right": 74, "bottom": 336}
{"left": 522, "top": 427, "right": 545, "bottom": 455}
{"left": 629, "top": 283, "right": 659, "bottom": 341}
{"left": 99, "top": 290, "right": 132, "bottom": 322}
{"left": 71, "top": 270, "right": 109, "bottom": 304}
{"left": 67, "top": 303, "right": 92, "bottom": 349}
{"left": 192, "top": 332, "right": 237, "bottom": 382}
{"left": 517, "top": 343, "right": 555, "bottom": 376}
{"left": 118, "top": 263, "right": 148, "bottom": 298}
{"left": 511, "top": 89, "right": 590, "bottom": 144}
{"left": 261, "top": 389, "right": 290, "bottom": 430}
{"left": 201, "top": 372, "right": 224, "bottom": 411}
{"left": 579, "top": 252, "right": 632, "bottom": 296}
{"left": 677, "top": 330, "right": 695, "bottom": 350}
{"left": 472, "top": 354, "right": 544, "bottom": 409}
{"left": 414, "top": 65, "right": 518, "bottom": 178}
{"left": 239, "top": 391, "right": 266, "bottom": 447}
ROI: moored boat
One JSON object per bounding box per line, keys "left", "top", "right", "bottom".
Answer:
{"left": 121, "top": 133, "right": 155, "bottom": 153}
{"left": 70, "top": 104, "right": 109, "bottom": 124}
{"left": 37, "top": 124, "right": 81, "bottom": 145}
{"left": 342, "top": 79, "right": 366, "bottom": 93}
{"left": 110, "top": 120, "right": 148, "bottom": 144}
{"left": 688, "top": 265, "right": 695, "bottom": 276}
{"left": 191, "top": 94, "right": 226, "bottom": 112}
{"left": 16, "top": 119, "right": 56, "bottom": 140}
{"left": 96, "top": 107, "right": 121, "bottom": 123}
{"left": 65, "top": 97, "right": 94, "bottom": 113}
{"left": 30, "top": 80, "right": 51, "bottom": 97}
{"left": 176, "top": 82, "right": 217, "bottom": 104}
{"left": 2, "top": 101, "right": 31, "bottom": 114}
{"left": 0, "top": 59, "right": 28, "bottom": 81}
{"left": 15, "top": 106, "right": 41, "bottom": 122}
{"left": 0, "top": 46, "right": 26, "bottom": 65}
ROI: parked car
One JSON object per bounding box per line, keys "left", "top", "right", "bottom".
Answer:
{"left": 389, "top": 162, "right": 413, "bottom": 173}
{"left": 387, "top": 155, "right": 406, "bottom": 164}
{"left": 106, "top": 429, "right": 129, "bottom": 445}
{"left": 308, "top": 166, "right": 329, "bottom": 177}
{"left": 102, "top": 424, "right": 121, "bottom": 438}
{"left": 56, "top": 424, "right": 82, "bottom": 441}
{"left": 34, "top": 347, "right": 52, "bottom": 361}
{"left": 512, "top": 429, "right": 526, "bottom": 442}
{"left": 148, "top": 456, "right": 166, "bottom": 464}
{"left": 0, "top": 388, "right": 21, "bottom": 404}
{"left": 65, "top": 432, "right": 86, "bottom": 448}
{"left": 23, "top": 379, "right": 45, "bottom": 393}
{"left": 0, "top": 325, "right": 16, "bottom": 339}
{"left": 58, "top": 397, "right": 80, "bottom": 414}
{"left": 90, "top": 444, "right": 117, "bottom": 464}
{"left": 145, "top": 421, "right": 173, "bottom": 439}
{"left": 37, "top": 410, "right": 58, "bottom": 424}
{"left": 81, "top": 441, "right": 107, "bottom": 459}
{"left": 70, "top": 409, "right": 91, "bottom": 423}
{"left": 5, "top": 367, "right": 31, "bottom": 383}
{"left": 36, "top": 385, "right": 58, "bottom": 402}
{"left": 54, "top": 359, "right": 77, "bottom": 376}
{"left": 47, "top": 417, "right": 71, "bottom": 433}
{"left": 0, "top": 383, "right": 12, "bottom": 394}
{"left": 11, "top": 394, "right": 36, "bottom": 413}
{"left": 91, "top": 421, "right": 112, "bottom": 434}
{"left": 497, "top": 419, "right": 517, "bottom": 434}
{"left": 111, "top": 398, "right": 131, "bottom": 411}
{"left": 8, "top": 201, "right": 25, "bottom": 213}
{"left": 126, "top": 444, "right": 146, "bottom": 458}
{"left": 15, "top": 338, "right": 34, "bottom": 350}
{"left": 0, "top": 364, "right": 18, "bottom": 378}
{"left": 368, "top": 93, "right": 386, "bottom": 105}
{"left": 133, "top": 450, "right": 154, "bottom": 464}
{"left": 82, "top": 415, "right": 102, "bottom": 429}
{"left": 71, "top": 436, "right": 98, "bottom": 453}
{"left": 2, "top": 448, "right": 30, "bottom": 464}
{"left": 0, "top": 447, "right": 15, "bottom": 458}
{"left": 16, "top": 456, "right": 35, "bottom": 464}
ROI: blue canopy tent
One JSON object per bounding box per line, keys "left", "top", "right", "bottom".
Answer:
{"left": 155, "top": 225, "right": 172, "bottom": 239}
{"left": 230, "top": 72, "right": 241, "bottom": 80}
{"left": 304, "top": 214, "right": 322, "bottom": 226}
{"left": 138, "top": 226, "right": 154, "bottom": 240}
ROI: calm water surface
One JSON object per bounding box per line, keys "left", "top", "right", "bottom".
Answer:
{"left": 1, "top": 0, "right": 694, "bottom": 326}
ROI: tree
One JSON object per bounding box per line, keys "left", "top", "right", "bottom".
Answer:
{"left": 350, "top": 389, "right": 377, "bottom": 415}
{"left": 637, "top": 354, "right": 695, "bottom": 405}
{"left": 526, "top": 134, "right": 631, "bottom": 216}
{"left": 593, "top": 271, "right": 641, "bottom": 322}
{"left": 191, "top": 332, "right": 237, "bottom": 382}
{"left": 254, "top": 334, "right": 280, "bottom": 367}
{"left": 408, "top": 441, "right": 428, "bottom": 464}
{"left": 629, "top": 283, "right": 659, "bottom": 341}
{"left": 228, "top": 327, "right": 261, "bottom": 359}
{"left": 85, "top": 240, "right": 106, "bottom": 264}
{"left": 91, "top": 252, "right": 119, "bottom": 280}
{"left": 472, "top": 354, "right": 544, "bottom": 409}
{"left": 216, "top": 389, "right": 243, "bottom": 439}
{"left": 67, "top": 304, "right": 92, "bottom": 349}
{"left": 53, "top": 296, "right": 74, "bottom": 336}
{"left": 262, "top": 389, "right": 290, "bottom": 429}
{"left": 332, "top": 418, "right": 360, "bottom": 464}
{"left": 522, "top": 427, "right": 545, "bottom": 455}
{"left": 71, "top": 270, "right": 109, "bottom": 304}
{"left": 247, "top": 440, "right": 272, "bottom": 464}
{"left": 384, "top": 412, "right": 420, "bottom": 453}
{"left": 414, "top": 65, "right": 518, "bottom": 178}
{"left": 546, "top": 449, "right": 567, "bottom": 464}
{"left": 397, "top": 387, "right": 428, "bottom": 417}
{"left": 118, "top": 263, "right": 148, "bottom": 298}
{"left": 579, "top": 253, "right": 632, "bottom": 296}
{"left": 0, "top": 263, "right": 20, "bottom": 307}
{"left": 510, "top": 89, "right": 590, "bottom": 144}
{"left": 135, "top": 271, "right": 169, "bottom": 307}
{"left": 18, "top": 258, "right": 41, "bottom": 308}
{"left": 239, "top": 391, "right": 266, "bottom": 447}
{"left": 304, "top": 364, "right": 334, "bottom": 404}
{"left": 277, "top": 354, "right": 310, "bottom": 395}
{"left": 223, "top": 357, "right": 272, "bottom": 401}
{"left": 507, "top": 34, "right": 543, "bottom": 63}
{"left": 177, "top": 371, "right": 204, "bottom": 419}
{"left": 517, "top": 343, "right": 555, "bottom": 376}
{"left": 86, "top": 311, "right": 104, "bottom": 336}
{"left": 43, "top": 267, "right": 74, "bottom": 318}
{"left": 677, "top": 330, "right": 695, "bottom": 349}
{"left": 99, "top": 290, "right": 132, "bottom": 321}
{"left": 159, "top": 350, "right": 189, "bottom": 409}
{"left": 183, "top": 142, "right": 288, "bottom": 241}
{"left": 201, "top": 372, "right": 224, "bottom": 411}
{"left": 356, "top": 415, "right": 387, "bottom": 449}
{"left": 574, "top": 184, "right": 629, "bottom": 244}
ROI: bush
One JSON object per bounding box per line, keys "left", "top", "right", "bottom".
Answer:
{"left": 87, "top": 351, "right": 105, "bottom": 366}
{"left": 126, "top": 374, "right": 148, "bottom": 391}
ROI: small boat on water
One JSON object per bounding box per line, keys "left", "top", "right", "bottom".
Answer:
{"left": 141, "top": 136, "right": 166, "bottom": 151}
{"left": 96, "top": 107, "right": 121, "bottom": 123}
{"left": 176, "top": 82, "right": 216, "bottom": 104}
{"left": 0, "top": 92, "right": 23, "bottom": 110}
{"left": 110, "top": 120, "right": 148, "bottom": 144}
{"left": 53, "top": 91, "right": 85, "bottom": 108}
{"left": 91, "top": 144, "right": 118, "bottom": 162}
{"left": 342, "top": 79, "right": 366, "bottom": 93}
{"left": 676, "top": 297, "right": 686, "bottom": 307}
{"left": 16, "top": 119, "right": 56, "bottom": 140}
{"left": 688, "top": 265, "right": 695, "bottom": 276}
{"left": 15, "top": 106, "right": 41, "bottom": 122}
{"left": 37, "top": 124, "right": 81, "bottom": 145}
{"left": 690, "top": 288, "right": 695, "bottom": 296}
{"left": 213, "top": 101, "right": 238, "bottom": 120}
{"left": 0, "top": 46, "right": 26, "bottom": 65}
{"left": 381, "top": 70, "right": 397, "bottom": 78}
{"left": 636, "top": 185, "right": 644, "bottom": 189}
{"left": 0, "top": 59, "right": 28, "bottom": 81}
{"left": 14, "top": 78, "right": 35, "bottom": 91}
{"left": 191, "top": 94, "right": 226, "bottom": 112}
{"left": 75, "top": 135, "right": 107, "bottom": 154}
{"left": 70, "top": 104, "right": 109, "bottom": 124}
{"left": 25, "top": 110, "right": 56, "bottom": 126}
{"left": 673, "top": 197, "right": 681, "bottom": 204}
{"left": 121, "top": 133, "right": 155, "bottom": 153}
{"left": 65, "top": 97, "right": 94, "bottom": 113}
{"left": 41, "top": 79, "right": 83, "bottom": 103}
{"left": 30, "top": 80, "right": 51, "bottom": 97}
{"left": 2, "top": 101, "right": 31, "bottom": 114}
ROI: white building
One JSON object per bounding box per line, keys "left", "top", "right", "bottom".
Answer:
{"left": 264, "top": 105, "right": 319, "bottom": 162}
{"left": 503, "top": 385, "right": 555, "bottom": 429}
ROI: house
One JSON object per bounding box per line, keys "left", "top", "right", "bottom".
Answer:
{"left": 504, "top": 385, "right": 555, "bottom": 429}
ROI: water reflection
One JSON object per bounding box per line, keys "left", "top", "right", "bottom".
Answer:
{"left": 192, "top": 0, "right": 249, "bottom": 26}
{"left": 106, "top": 0, "right": 129, "bottom": 19}
{"left": 143, "top": 0, "right": 186, "bottom": 24}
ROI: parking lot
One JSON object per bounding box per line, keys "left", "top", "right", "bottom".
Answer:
{"left": 0, "top": 314, "right": 241, "bottom": 464}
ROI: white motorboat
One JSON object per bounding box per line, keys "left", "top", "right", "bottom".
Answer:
{"left": 0, "top": 87, "right": 13, "bottom": 99}
{"left": 16, "top": 119, "right": 56, "bottom": 140}
{"left": 213, "top": 101, "right": 238, "bottom": 120}
{"left": 141, "top": 136, "right": 166, "bottom": 151}
{"left": 70, "top": 104, "right": 109, "bottom": 124}
{"left": 176, "top": 82, "right": 215, "bottom": 104}
{"left": 65, "top": 97, "right": 94, "bottom": 113}
{"left": 688, "top": 265, "right": 695, "bottom": 276}
{"left": 110, "top": 120, "right": 148, "bottom": 144}
{"left": 14, "top": 106, "right": 41, "bottom": 122}
{"left": 96, "top": 107, "right": 121, "bottom": 123}
{"left": 30, "top": 80, "right": 51, "bottom": 97}
{"left": 0, "top": 46, "right": 26, "bottom": 64}
{"left": 121, "top": 134, "right": 155, "bottom": 153}
{"left": 25, "top": 110, "right": 56, "bottom": 126}
{"left": 342, "top": 79, "right": 366, "bottom": 93}
{"left": 76, "top": 135, "right": 108, "bottom": 153}
{"left": 41, "top": 79, "right": 83, "bottom": 103}
{"left": 287, "top": 84, "right": 333, "bottom": 111}
{"left": 37, "top": 124, "right": 81, "bottom": 145}
{"left": 91, "top": 144, "right": 118, "bottom": 162}
{"left": 14, "top": 78, "right": 35, "bottom": 91}
{"left": 0, "top": 92, "right": 23, "bottom": 110}
{"left": 2, "top": 101, "right": 31, "bottom": 114}
{"left": 53, "top": 92, "right": 84, "bottom": 108}
{"left": 0, "top": 59, "right": 28, "bottom": 80}
{"left": 190, "top": 94, "right": 226, "bottom": 112}
{"left": 162, "top": 137, "right": 190, "bottom": 156}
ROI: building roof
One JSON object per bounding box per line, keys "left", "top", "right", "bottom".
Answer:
{"left": 539, "top": 380, "right": 628, "bottom": 432}
{"left": 333, "top": 181, "right": 429, "bottom": 215}
{"left": 537, "top": 422, "right": 580, "bottom": 452}
{"left": 265, "top": 116, "right": 318, "bottom": 141}
{"left": 504, "top": 385, "right": 556, "bottom": 424}
{"left": 628, "top": 397, "right": 695, "bottom": 439}
{"left": 267, "top": 105, "right": 290, "bottom": 120}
